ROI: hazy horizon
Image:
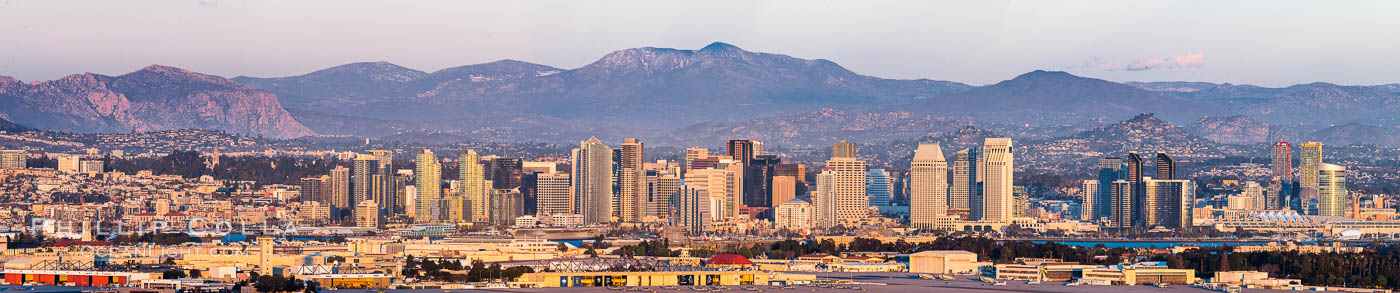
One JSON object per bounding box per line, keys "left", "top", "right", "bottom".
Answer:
{"left": 2, "top": 0, "right": 1398, "bottom": 87}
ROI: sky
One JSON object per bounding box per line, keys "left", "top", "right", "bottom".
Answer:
{"left": 1, "top": 0, "right": 1397, "bottom": 87}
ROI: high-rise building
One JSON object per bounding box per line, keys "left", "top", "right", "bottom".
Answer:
{"left": 649, "top": 174, "right": 681, "bottom": 219}
{"left": 391, "top": 173, "right": 409, "bottom": 216}
{"left": 909, "top": 143, "right": 948, "bottom": 230}
{"left": 1109, "top": 179, "right": 1132, "bottom": 230}
{"left": 774, "top": 163, "right": 807, "bottom": 196}
{"left": 1298, "top": 142, "right": 1322, "bottom": 214}
{"left": 825, "top": 157, "right": 868, "bottom": 224}
{"left": 535, "top": 172, "right": 572, "bottom": 216}
{"left": 1317, "top": 163, "right": 1347, "bottom": 217}
{"left": 832, "top": 140, "right": 858, "bottom": 159}
{"left": 1094, "top": 157, "right": 1124, "bottom": 220}
{"left": 489, "top": 189, "right": 524, "bottom": 226}
{"left": 1155, "top": 152, "right": 1175, "bottom": 180}
{"left": 1144, "top": 178, "right": 1193, "bottom": 229}
{"left": 684, "top": 147, "right": 709, "bottom": 172}
{"left": 56, "top": 154, "right": 79, "bottom": 173}
{"left": 979, "top": 138, "right": 1014, "bottom": 222}
{"left": 0, "top": 150, "right": 25, "bottom": 169}
{"left": 299, "top": 176, "right": 327, "bottom": 204}
{"left": 1242, "top": 181, "right": 1265, "bottom": 211}
{"left": 1080, "top": 180, "right": 1098, "bottom": 221}
{"left": 684, "top": 168, "right": 741, "bottom": 220}
{"left": 812, "top": 168, "right": 838, "bottom": 228}
{"left": 865, "top": 169, "right": 892, "bottom": 207}
{"left": 1013, "top": 185, "right": 1028, "bottom": 217}
{"left": 745, "top": 155, "right": 781, "bottom": 210}
{"left": 1272, "top": 142, "right": 1293, "bottom": 181}
{"left": 1126, "top": 152, "right": 1146, "bottom": 227}
{"left": 488, "top": 158, "right": 523, "bottom": 190}
{"left": 413, "top": 149, "right": 441, "bottom": 221}
{"left": 521, "top": 172, "right": 539, "bottom": 216}
{"left": 351, "top": 155, "right": 382, "bottom": 208}
{"left": 460, "top": 150, "right": 487, "bottom": 223}
{"left": 752, "top": 141, "right": 764, "bottom": 156}
{"left": 673, "top": 185, "right": 712, "bottom": 235}
{"left": 367, "top": 150, "right": 396, "bottom": 216}
{"left": 771, "top": 176, "right": 797, "bottom": 209}
{"left": 726, "top": 140, "right": 754, "bottom": 166}
{"left": 354, "top": 200, "right": 378, "bottom": 228}
{"left": 572, "top": 137, "right": 614, "bottom": 224}
{"left": 1299, "top": 142, "right": 1322, "bottom": 188}
{"left": 775, "top": 198, "right": 812, "bottom": 230}
{"left": 328, "top": 166, "right": 351, "bottom": 219}
{"left": 618, "top": 138, "right": 646, "bottom": 222}
{"left": 952, "top": 148, "right": 978, "bottom": 219}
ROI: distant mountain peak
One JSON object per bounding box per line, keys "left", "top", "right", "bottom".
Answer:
{"left": 138, "top": 64, "right": 189, "bottom": 73}
{"left": 700, "top": 41, "right": 742, "bottom": 52}
{"left": 1017, "top": 70, "right": 1074, "bottom": 79}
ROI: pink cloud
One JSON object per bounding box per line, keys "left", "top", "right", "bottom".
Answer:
{"left": 1126, "top": 52, "right": 1204, "bottom": 71}
{"left": 1079, "top": 53, "right": 1205, "bottom": 71}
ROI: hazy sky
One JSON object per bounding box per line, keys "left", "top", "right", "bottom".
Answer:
{"left": 2, "top": 0, "right": 1397, "bottom": 86}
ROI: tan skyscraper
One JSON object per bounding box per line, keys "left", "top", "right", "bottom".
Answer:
{"left": 909, "top": 143, "right": 948, "bottom": 230}
{"left": 460, "top": 150, "right": 486, "bottom": 223}
{"left": 649, "top": 174, "right": 681, "bottom": 219}
{"left": 824, "top": 157, "right": 868, "bottom": 224}
{"left": 771, "top": 176, "right": 797, "bottom": 207}
{"left": 979, "top": 138, "right": 1014, "bottom": 222}
{"left": 413, "top": 149, "right": 441, "bottom": 221}
{"left": 535, "top": 172, "right": 572, "bottom": 216}
{"left": 354, "top": 200, "right": 378, "bottom": 228}
{"left": 571, "top": 137, "right": 613, "bottom": 224}
{"left": 684, "top": 168, "right": 741, "bottom": 220}
{"left": 328, "top": 166, "right": 351, "bottom": 218}
{"left": 684, "top": 147, "right": 709, "bottom": 171}
{"left": 1317, "top": 163, "right": 1347, "bottom": 217}
{"left": 832, "top": 140, "right": 857, "bottom": 158}
{"left": 618, "top": 138, "right": 646, "bottom": 222}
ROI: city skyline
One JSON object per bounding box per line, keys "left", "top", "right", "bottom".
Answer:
{"left": 0, "top": 1, "right": 1397, "bottom": 291}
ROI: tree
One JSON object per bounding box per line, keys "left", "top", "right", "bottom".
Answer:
{"left": 189, "top": 269, "right": 202, "bottom": 279}
{"left": 162, "top": 270, "right": 187, "bottom": 279}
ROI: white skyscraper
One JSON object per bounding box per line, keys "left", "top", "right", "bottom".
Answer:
{"left": 571, "top": 137, "right": 614, "bottom": 224}
{"left": 909, "top": 143, "right": 948, "bottom": 230}
{"left": 979, "top": 138, "right": 1014, "bottom": 222}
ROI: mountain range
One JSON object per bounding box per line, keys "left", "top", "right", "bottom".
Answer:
{"left": 0, "top": 65, "right": 312, "bottom": 139}
{"left": 3, "top": 42, "right": 1400, "bottom": 147}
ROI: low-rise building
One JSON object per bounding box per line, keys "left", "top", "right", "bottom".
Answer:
{"left": 909, "top": 250, "right": 988, "bottom": 275}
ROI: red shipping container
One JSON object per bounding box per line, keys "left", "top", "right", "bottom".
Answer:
{"left": 91, "top": 276, "right": 109, "bottom": 287}
{"left": 3, "top": 274, "right": 20, "bottom": 285}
